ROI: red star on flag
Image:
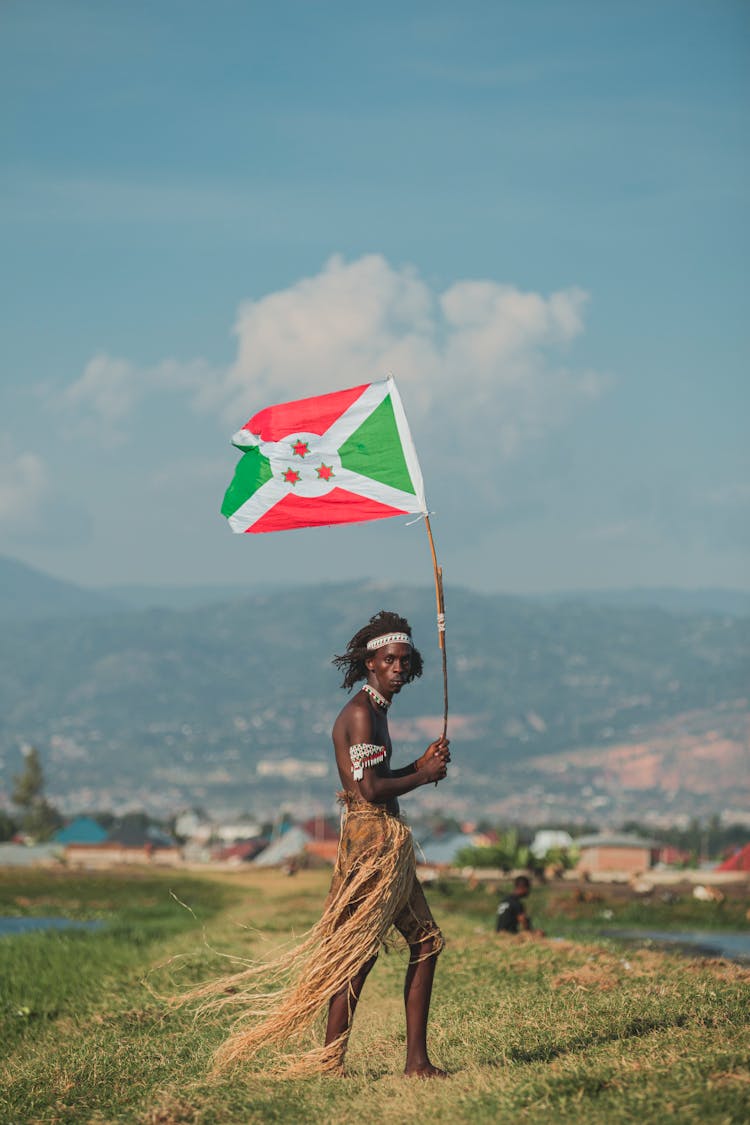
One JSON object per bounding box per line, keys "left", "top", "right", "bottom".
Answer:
{"left": 283, "top": 468, "right": 301, "bottom": 485}
{"left": 292, "top": 439, "right": 310, "bottom": 458}
{"left": 316, "top": 463, "right": 335, "bottom": 481}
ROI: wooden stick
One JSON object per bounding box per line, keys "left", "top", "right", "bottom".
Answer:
{"left": 424, "top": 515, "right": 448, "bottom": 739}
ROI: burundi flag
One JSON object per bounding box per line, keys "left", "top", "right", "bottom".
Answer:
{"left": 221, "top": 377, "right": 428, "bottom": 533}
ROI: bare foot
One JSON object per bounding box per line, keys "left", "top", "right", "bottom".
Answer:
{"left": 404, "top": 1063, "right": 448, "bottom": 1078}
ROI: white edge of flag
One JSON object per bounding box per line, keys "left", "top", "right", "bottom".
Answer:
{"left": 386, "top": 375, "right": 428, "bottom": 514}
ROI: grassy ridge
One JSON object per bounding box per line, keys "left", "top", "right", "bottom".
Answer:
{"left": 0, "top": 868, "right": 748, "bottom": 1124}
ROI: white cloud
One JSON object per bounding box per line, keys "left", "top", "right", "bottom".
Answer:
{"left": 202, "top": 254, "right": 607, "bottom": 464}
{"left": 0, "top": 437, "right": 46, "bottom": 525}
{"left": 62, "top": 353, "right": 214, "bottom": 437}
{"left": 60, "top": 254, "right": 609, "bottom": 485}
{"left": 64, "top": 354, "right": 137, "bottom": 423}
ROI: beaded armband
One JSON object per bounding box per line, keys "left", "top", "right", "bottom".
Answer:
{"left": 349, "top": 743, "right": 387, "bottom": 781}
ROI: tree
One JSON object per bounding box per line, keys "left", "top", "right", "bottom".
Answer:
{"left": 21, "top": 798, "right": 63, "bottom": 841}
{"left": 12, "top": 746, "right": 44, "bottom": 808}
{"left": 456, "top": 829, "right": 531, "bottom": 872}
{"left": 12, "top": 746, "right": 62, "bottom": 842}
{"left": 0, "top": 810, "right": 17, "bottom": 842}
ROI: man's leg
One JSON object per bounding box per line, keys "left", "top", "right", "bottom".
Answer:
{"left": 324, "top": 954, "right": 377, "bottom": 1065}
{"left": 403, "top": 938, "right": 446, "bottom": 1077}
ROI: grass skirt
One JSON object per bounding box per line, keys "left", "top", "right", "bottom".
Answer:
{"left": 186, "top": 796, "right": 442, "bottom": 1076}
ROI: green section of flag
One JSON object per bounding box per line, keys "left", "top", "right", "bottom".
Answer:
{"left": 220, "top": 447, "right": 273, "bottom": 517}
{"left": 338, "top": 393, "right": 416, "bottom": 495}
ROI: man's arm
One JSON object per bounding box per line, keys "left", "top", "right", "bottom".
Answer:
{"left": 360, "top": 738, "right": 449, "bottom": 802}
{"left": 338, "top": 703, "right": 448, "bottom": 801}
{"left": 390, "top": 739, "right": 451, "bottom": 779}
{"left": 389, "top": 762, "right": 419, "bottom": 779}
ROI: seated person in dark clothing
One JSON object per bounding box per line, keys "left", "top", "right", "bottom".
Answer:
{"left": 495, "top": 875, "right": 539, "bottom": 933}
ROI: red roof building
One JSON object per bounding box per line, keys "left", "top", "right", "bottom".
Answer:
{"left": 301, "top": 816, "right": 340, "bottom": 842}
{"left": 716, "top": 843, "right": 750, "bottom": 872}
{"left": 305, "top": 839, "right": 340, "bottom": 865}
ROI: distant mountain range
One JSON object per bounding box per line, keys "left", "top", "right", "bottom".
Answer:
{"left": 0, "top": 556, "right": 270, "bottom": 619}
{"left": 2, "top": 555, "right": 749, "bottom": 618}
{"left": 539, "top": 587, "right": 750, "bottom": 618}
{"left": 0, "top": 556, "right": 747, "bottom": 824}
{"left": 0, "top": 556, "right": 124, "bottom": 620}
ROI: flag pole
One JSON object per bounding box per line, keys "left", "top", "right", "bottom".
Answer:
{"left": 423, "top": 515, "right": 448, "bottom": 739}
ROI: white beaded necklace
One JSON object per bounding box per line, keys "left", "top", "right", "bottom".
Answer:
{"left": 362, "top": 683, "right": 390, "bottom": 710}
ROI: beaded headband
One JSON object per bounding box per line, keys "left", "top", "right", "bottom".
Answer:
{"left": 366, "top": 632, "right": 413, "bottom": 651}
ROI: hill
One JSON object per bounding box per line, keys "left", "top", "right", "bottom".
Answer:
{"left": 541, "top": 587, "right": 750, "bottom": 617}
{"left": 3, "top": 554, "right": 749, "bottom": 618}
{"left": 0, "top": 556, "right": 123, "bottom": 621}
{"left": 103, "top": 581, "right": 275, "bottom": 611}
{"left": 0, "top": 578, "right": 747, "bottom": 822}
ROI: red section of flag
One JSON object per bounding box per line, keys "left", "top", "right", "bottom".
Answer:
{"left": 242, "top": 384, "right": 369, "bottom": 442}
{"left": 246, "top": 487, "right": 407, "bottom": 533}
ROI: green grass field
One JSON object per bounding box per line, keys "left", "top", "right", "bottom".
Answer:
{"left": 1, "top": 867, "right": 748, "bottom": 1124}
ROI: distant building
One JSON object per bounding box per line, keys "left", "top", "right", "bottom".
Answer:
{"left": 0, "top": 842, "right": 60, "bottom": 867}
{"left": 64, "top": 824, "right": 182, "bottom": 868}
{"left": 301, "top": 815, "right": 340, "bottom": 865}
{"left": 304, "top": 839, "right": 340, "bottom": 865}
{"left": 64, "top": 841, "right": 183, "bottom": 867}
{"left": 657, "top": 845, "right": 692, "bottom": 867}
{"left": 301, "top": 816, "right": 339, "bottom": 843}
{"left": 53, "top": 817, "right": 108, "bottom": 845}
{"left": 417, "top": 831, "right": 479, "bottom": 867}
{"left": 530, "top": 830, "right": 574, "bottom": 859}
{"left": 212, "top": 839, "right": 268, "bottom": 864}
{"left": 253, "top": 826, "right": 311, "bottom": 867}
{"left": 108, "top": 824, "right": 176, "bottom": 849}
{"left": 576, "top": 833, "right": 661, "bottom": 877}
{"left": 716, "top": 843, "right": 750, "bottom": 873}
{"left": 174, "top": 810, "right": 212, "bottom": 843}
{"left": 214, "top": 819, "right": 263, "bottom": 844}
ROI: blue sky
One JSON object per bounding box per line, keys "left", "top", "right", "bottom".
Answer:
{"left": 1, "top": 0, "right": 748, "bottom": 593}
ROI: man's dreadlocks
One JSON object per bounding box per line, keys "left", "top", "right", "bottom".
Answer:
{"left": 332, "top": 610, "right": 424, "bottom": 691}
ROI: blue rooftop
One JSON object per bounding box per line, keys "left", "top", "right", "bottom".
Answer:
{"left": 53, "top": 817, "right": 108, "bottom": 844}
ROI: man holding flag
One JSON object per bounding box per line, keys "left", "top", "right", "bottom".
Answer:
{"left": 185, "top": 378, "right": 452, "bottom": 1077}
{"left": 194, "top": 611, "right": 451, "bottom": 1077}
{"left": 324, "top": 610, "right": 450, "bottom": 1076}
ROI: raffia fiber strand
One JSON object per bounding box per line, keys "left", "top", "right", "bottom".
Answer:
{"left": 181, "top": 803, "right": 441, "bottom": 1077}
